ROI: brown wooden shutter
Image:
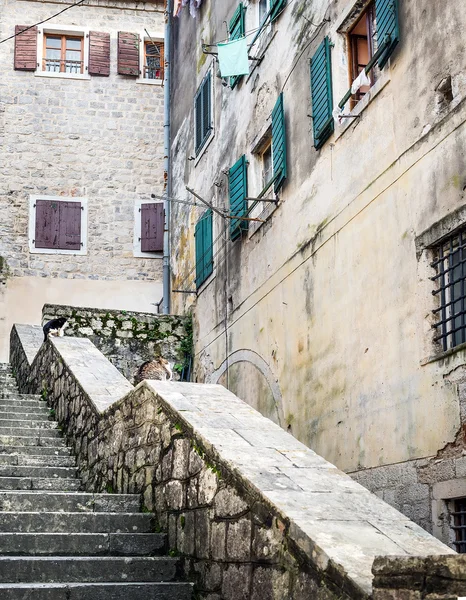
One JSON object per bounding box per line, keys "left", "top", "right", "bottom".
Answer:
{"left": 35, "top": 200, "right": 60, "bottom": 249}
{"left": 14, "top": 25, "right": 38, "bottom": 71}
{"left": 117, "top": 32, "right": 140, "bottom": 76}
{"left": 60, "top": 202, "right": 82, "bottom": 250}
{"left": 141, "top": 203, "right": 164, "bottom": 252}
{"left": 88, "top": 31, "right": 110, "bottom": 76}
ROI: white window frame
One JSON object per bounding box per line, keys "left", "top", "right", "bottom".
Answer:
{"left": 137, "top": 31, "right": 165, "bottom": 86}
{"left": 29, "top": 195, "right": 88, "bottom": 255}
{"left": 35, "top": 25, "right": 90, "bottom": 81}
{"left": 133, "top": 200, "right": 164, "bottom": 258}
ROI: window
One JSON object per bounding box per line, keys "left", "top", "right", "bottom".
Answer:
{"left": 29, "top": 196, "right": 88, "bottom": 255}
{"left": 432, "top": 227, "right": 466, "bottom": 352}
{"left": 348, "top": 2, "right": 376, "bottom": 106}
{"left": 229, "top": 4, "right": 246, "bottom": 89}
{"left": 259, "top": 0, "right": 269, "bottom": 25}
{"left": 261, "top": 141, "right": 273, "bottom": 188}
{"left": 194, "top": 71, "right": 212, "bottom": 156}
{"left": 37, "top": 26, "right": 91, "bottom": 79}
{"left": 144, "top": 41, "right": 164, "bottom": 80}
{"left": 133, "top": 201, "right": 164, "bottom": 257}
{"left": 195, "top": 210, "right": 213, "bottom": 289}
{"left": 229, "top": 155, "right": 248, "bottom": 240}
{"left": 43, "top": 34, "right": 83, "bottom": 74}
{"left": 451, "top": 498, "right": 466, "bottom": 553}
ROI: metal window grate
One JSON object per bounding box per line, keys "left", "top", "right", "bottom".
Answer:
{"left": 431, "top": 228, "right": 466, "bottom": 351}
{"left": 451, "top": 498, "right": 466, "bottom": 553}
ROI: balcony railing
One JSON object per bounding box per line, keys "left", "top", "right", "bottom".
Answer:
{"left": 43, "top": 59, "right": 83, "bottom": 74}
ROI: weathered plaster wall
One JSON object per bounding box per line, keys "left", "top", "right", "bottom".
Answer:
{"left": 0, "top": 0, "right": 165, "bottom": 361}
{"left": 42, "top": 303, "right": 191, "bottom": 382}
{"left": 169, "top": 0, "right": 466, "bottom": 522}
{"left": 10, "top": 326, "right": 461, "bottom": 600}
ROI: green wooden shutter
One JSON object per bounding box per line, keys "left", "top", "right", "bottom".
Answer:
{"left": 195, "top": 209, "right": 213, "bottom": 288}
{"left": 229, "top": 155, "right": 248, "bottom": 240}
{"left": 270, "top": 0, "right": 286, "bottom": 22}
{"left": 229, "top": 3, "right": 246, "bottom": 89}
{"left": 195, "top": 72, "right": 212, "bottom": 154}
{"left": 310, "top": 37, "right": 334, "bottom": 150}
{"left": 272, "top": 93, "right": 287, "bottom": 193}
{"left": 375, "top": 0, "right": 400, "bottom": 69}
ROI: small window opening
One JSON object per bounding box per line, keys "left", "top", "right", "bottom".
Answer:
{"left": 348, "top": 2, "right": 376, "bottom": 107}
{"left": 431, "top": 227, "right": 466, "bottom": 351}
{"left": 451, "top": 498, "right": 466, "bottom": 553}
{"left": 436, "top": 75, "right": 454, "bottom": 107}
{"left": 261, "top": 142, "right": 273, "bottom": 189}
{"left": 144, "top": 41, "right": 164, "bottom": 80}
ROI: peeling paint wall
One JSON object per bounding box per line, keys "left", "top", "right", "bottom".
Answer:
{"left": 169, "top": 0, "right": 466, "bottom": 535}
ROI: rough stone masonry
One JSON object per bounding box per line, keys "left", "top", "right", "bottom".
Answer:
{"left": 10, "top": 324, "right": 466, "bottom": 600}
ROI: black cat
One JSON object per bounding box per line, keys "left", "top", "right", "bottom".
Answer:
{"left": 43, "top": 317, "right": 68, "bottom": 342}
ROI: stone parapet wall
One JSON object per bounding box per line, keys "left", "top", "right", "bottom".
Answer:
{"left": 10, "top": 326, "right": 465, "bottom": 600}
{"left": 372, "top": 554, "right": 466, "bottom": 600}
{"left": 42, "top": 304, "right": 191, "bottom": 382}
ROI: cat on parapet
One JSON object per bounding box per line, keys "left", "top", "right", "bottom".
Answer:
{"left": 134, "top": 356, "right": 173, "bottom": 385}
{"left": 43, "top": 317, "right": 68, "bottom": 343}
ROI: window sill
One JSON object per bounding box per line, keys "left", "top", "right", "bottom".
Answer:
{"left": 29, "top": 247, "right": 87, "bottom": 256}
{"left": 136, "top": 78, "right": 163, "bottom": 86}
{"left": 34, "top": 71, "right": 90, "bottom": 81}
{"left": 421, "top": 341, "right": 466, "bottom": 367}
{"left": 334, "top": 69, "right": 391, "bottom": 141}
{"left": 133, "top": 250, "right": 163, "bottom": 259}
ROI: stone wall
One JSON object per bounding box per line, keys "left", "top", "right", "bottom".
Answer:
{"left": 372, "top": 555, "right": 466, "bottom": 600}
{"left": 0, "top": 0, "right": 166, "bottom": 360}
{"left": 42, "top": 304, "right": 192, "bottom": 382}
{"left": 10, "top": 326, "right": 464, "bottom": 600}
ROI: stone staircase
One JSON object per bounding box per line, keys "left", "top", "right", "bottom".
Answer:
{"left": 0, "top": 363, "right": 193, "bottom": 599}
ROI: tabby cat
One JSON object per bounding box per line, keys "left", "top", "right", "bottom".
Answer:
{"left": 134, "top": 357, "right": 173, "bottom": 385}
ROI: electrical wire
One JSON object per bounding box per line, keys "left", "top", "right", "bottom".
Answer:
{"left": 0, "top": 0, "right": 87, "bottom": 45}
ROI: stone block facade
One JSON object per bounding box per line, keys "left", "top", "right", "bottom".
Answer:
{"left": 10, "top": 325, "right": 465, "bottom": 600}
{"left": 0, "top": 0, "right": 166, "bottom": 360}
{"left": 42, "top": 303, "right": 192, "bottom": 382}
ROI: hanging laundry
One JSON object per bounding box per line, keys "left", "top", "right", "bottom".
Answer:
{"left": 351, "top": 69, "right": 371, "bottom": 95}
{"left": 189, "top": 0, "right": 202, "bottom": 18}
{"left": 173, "top": 0, "right": 182, "bottom": 16}
{"left": 217, "top": 37, "right": 249, "bottom": 78}
{"left": 333, "top": 105, "right": 351, "bottom": 125}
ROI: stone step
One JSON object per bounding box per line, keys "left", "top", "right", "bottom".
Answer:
{"left": 0, "top": 455, "right": 75, "bottom": 467}
{"left": 0, "top": 478, "right": 82, "bottom": 492}
{"left": 0, "top": 400, "right": 46, "bottom": 410}
{"left": 0, "top": 446, "right": 70, "bottom": 457}
{"left": 0, "top": 512, "right": 156, "bottom": 533}
{"left": 0, "top": 395, "right": 42, "bottom": 401}
{"left": 0, "top": 412, "right": 51, "bottom": 421}
{"left": 0, "top": 436, "right": 67, "bottom": 448}
{"left": 0, "top": 465, "right": 77, "bottom": 479}
{"left": 0, "top": 532, "right": 165, "bottom": 556}
{"left": 0, "top": 492, "right": 140, "bottom": 513}
{"left": 0, "top": 556, "right": 179, "bottom": 583}
{"left": 0, "top": 427, "right": 61, "bottom": 438}
{"left": 0, "top": 582, "right": 193, "bottom": 600}
{"left": 0, "top": 419, "right": 58, "bottom": 430}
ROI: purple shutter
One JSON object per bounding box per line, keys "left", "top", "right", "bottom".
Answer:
{"left": 35, "top": 200, "right": 60, "bottom": 249}
{"left": 14, "top": 25, "right": 38, "bottom": 71}
{"left": 88, "top": 31, "right": 111, "bottom": 76}
{"left": 60, "top": 202, "right": 82, "bottom": 250}
{"left": 141, "top": 203, "right": 164, "bottom": 252}
{"left": 117, "top": 32, "right": 140, "bottom": 76}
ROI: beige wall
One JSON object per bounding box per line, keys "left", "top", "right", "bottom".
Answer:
{"left": 0, "top": 276, "right": 163, "bottom": 361}
{"left": 170, "top": 0, "right": 466, "bottom": 473}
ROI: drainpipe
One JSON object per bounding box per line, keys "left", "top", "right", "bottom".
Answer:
{"left": 162, "top": 0, "right": 172, "bottom": 315}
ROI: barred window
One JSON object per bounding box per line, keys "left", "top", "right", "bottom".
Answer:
{"left": 451, "top": 498, "right": 466, "bottom": 553}
{"left": 432, "top": 228, "right": 466, "bottom": 351}
{"left": 144, "top": 41, "right": 164, "bottom": 80}
{"left": 43, "top": 35, "right": 83, "bottom": 74}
